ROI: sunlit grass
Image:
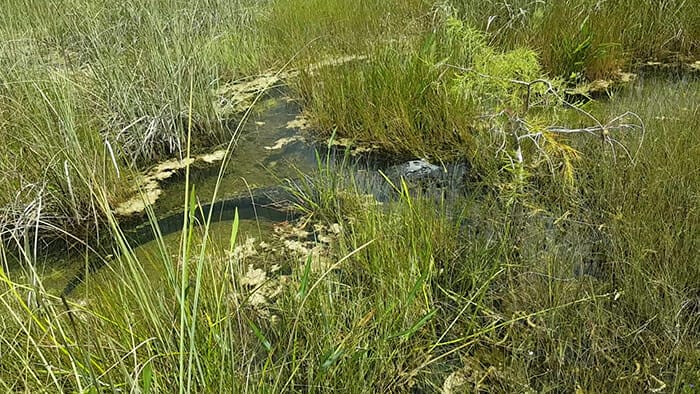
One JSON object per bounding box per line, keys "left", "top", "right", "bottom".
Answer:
{"left": 0, "top": 0, "right": 265, "bottom": 245}
{"left": 453, "top": 0, "right": 700, "bottom": 79}
{"left": 0, "top": 0, "right": 698, "bottom": 392}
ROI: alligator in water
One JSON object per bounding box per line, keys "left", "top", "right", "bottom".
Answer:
{"left": 61, "top": 159, "right": 471, "bottom": 296}
{"left": 61, "top": 185, "right": 300, "bottom": 296}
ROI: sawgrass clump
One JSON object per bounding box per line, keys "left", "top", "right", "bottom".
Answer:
{"left": 452, "top": 0, "right": 700, "bottom": 80}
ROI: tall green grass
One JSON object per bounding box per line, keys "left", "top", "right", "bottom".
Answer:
{"left": 258, "top": 0, "right": 428, "bottom": 67}
{"left": 282, "top": 74, "right": 700, "bottom": 390}
{"left": 0, "top": 0, "right": 264, "bottom": 242}
{"left": 292, "top": 13, "right": 598, "bottom": 193}
{"left": 1, "top": 75, "right": 698, "bottom": 391}
{"left": 452, "top": 0, "right": 700, "bottom": 79}
{"left": 0, "top": 0, "right": 698, "bottom": 391}
{"left": 0, "top": 63, "right": 126, "bottom": 244}
{"left": 4, "top": 0, "right": 694, "bottom": 243}
{"left": 0, "top": 0, "right": 430, "bottom": 242}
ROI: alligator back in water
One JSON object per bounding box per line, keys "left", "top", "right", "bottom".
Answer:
{"left": 62, "top": 159, "right": 470, "bottom": 296}
{"left": 61, "top": 185, "right": 298, "bottom": 296}
{"left": 125, "top": 185, "right": 298, "bottom": 245}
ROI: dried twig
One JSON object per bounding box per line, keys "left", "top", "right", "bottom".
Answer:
{"left": 442, "top": 63, "right": 645, "bottom": 170}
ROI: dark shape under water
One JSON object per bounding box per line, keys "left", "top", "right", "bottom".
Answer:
{"left": 61, "top": 186, "right": 299, "bottom": 296}
{"left": 61, "top": 158, "right": 472, "bottom": 296}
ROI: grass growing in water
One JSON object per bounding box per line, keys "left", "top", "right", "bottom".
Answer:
{"left": 3, "top": 0, "right": 696, "bottom": 242}
{"left": 3, "top": 74, "right": 697, "bottom": 389}
{"left": 0, "top": 0, "right": 431, "bottom": 242}
{"left": 0, "top": 0, "right": 698, "bottom": 391}
{"left": 0, "top": 0, "right": 266, "bottom": 242}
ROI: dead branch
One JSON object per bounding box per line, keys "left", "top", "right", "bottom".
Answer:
{"left": 442, "top": 63, "right": 646, "bottom": 168}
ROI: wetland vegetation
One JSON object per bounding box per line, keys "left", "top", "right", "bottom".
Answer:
{"left": 1, "top": 0, "right": 698, "bottom": 392}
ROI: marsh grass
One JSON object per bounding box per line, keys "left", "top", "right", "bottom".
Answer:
{"left": 456, "top": 74, "right": 700, "bottom": 390}
{"left": 0, "top": 79, "right": 266, "bottom": 391}
{"left": 453, "top": 0, "right": 700, "bottom": 79}
{"left": 0, "top": 0, "right": 699, "bottom": 392}
{"left": 281, "top": 73, "right": 700, "bottom": 391}
{"left": 1, "top": 75, "right": 698, "bottom": 391}
{"left": 291, "top": 16, "right": 505, "bottom": 161}
{"left": 0, "top": 0, "right": 266, "bottom": 242}
{"left": 3, "top": 0, "right": 695, "bottom": 244}
{"left": 258, "top": 0, "right": 428, "bottom": 68}
{"left": 291, "top": 14, "right": 605, "bottom": 190}
{"left": 0, "top": 64, "right": 126, "bottom": 245}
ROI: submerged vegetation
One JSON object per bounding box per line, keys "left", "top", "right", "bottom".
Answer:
{"left": 1, "top": 0, "right": 698, "bottom": 392}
